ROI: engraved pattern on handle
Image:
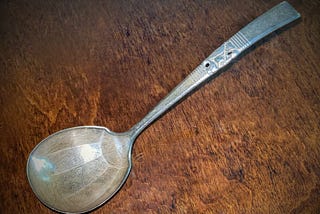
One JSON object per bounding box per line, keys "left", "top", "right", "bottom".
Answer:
{"left": 205, "top": 32, "right": 251, "bottom": 74}
{"left": 129, "top": 1, "right": 300, "bottom": 138}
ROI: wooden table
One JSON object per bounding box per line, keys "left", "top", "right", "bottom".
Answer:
{"left": 1, "top": 0, "right": 319, "bottom": 213}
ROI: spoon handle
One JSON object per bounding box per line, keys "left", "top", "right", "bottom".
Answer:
{"left": 130, "top": 1, "right": 300, "bottom": 138}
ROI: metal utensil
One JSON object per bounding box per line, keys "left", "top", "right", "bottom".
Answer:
{"left": 27, "top": 2, "right": 300, "bottom": 213}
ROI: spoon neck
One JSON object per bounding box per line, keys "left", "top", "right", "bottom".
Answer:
{"left": 129, "top": 120, "right": 148, "bottom": 140}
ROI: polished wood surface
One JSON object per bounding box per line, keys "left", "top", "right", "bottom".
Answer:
{"left": 1, "top": 0, "right": 319, "bottom": 213}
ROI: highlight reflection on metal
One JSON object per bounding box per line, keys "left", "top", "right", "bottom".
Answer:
{"left": 30, "top": 156, "right": 55, "bottom": 181}
{"left": 26, "top": 2, "right": 300, "bottom": 214}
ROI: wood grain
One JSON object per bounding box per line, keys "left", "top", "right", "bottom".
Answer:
{"left": 1, "top": 0, "right": 319, "bottom": 213}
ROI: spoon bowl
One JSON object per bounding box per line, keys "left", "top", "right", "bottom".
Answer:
{"left": 27, "top": 126, "right": 133, "bottom": 213}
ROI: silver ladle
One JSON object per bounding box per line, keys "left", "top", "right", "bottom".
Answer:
{"left": 27, "top": 2, "right": 300, "bottom": 213}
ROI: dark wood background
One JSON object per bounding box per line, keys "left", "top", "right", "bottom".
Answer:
{"left": 1, "top": 0, "right": 319, "bottom": 213}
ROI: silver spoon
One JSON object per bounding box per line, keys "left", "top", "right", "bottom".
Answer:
{"left": 27, "top": 2, "right": 300, "bottom": 213}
